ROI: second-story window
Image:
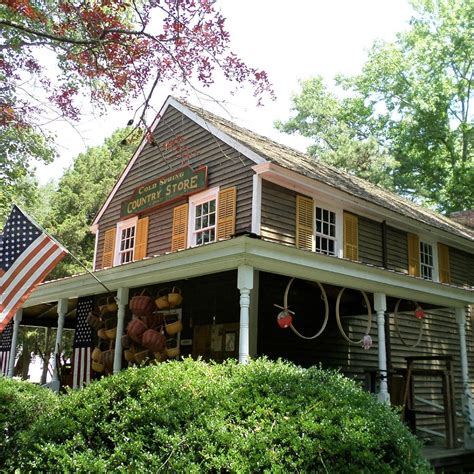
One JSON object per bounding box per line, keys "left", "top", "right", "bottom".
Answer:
{"left": 315, "top": 206, "right": 336, "bottom": 256}
{"left": 188, "top": 187, "right": 219, "bottom": 247}
{"left": 115, "top": 218, "right": 137, "bottom": 265}
{"left": 420, "top": 241, "right": 434, "bottom": 280}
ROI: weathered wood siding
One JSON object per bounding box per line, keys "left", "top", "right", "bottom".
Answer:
{"left": 358, "top": 216, "right": 384, "bottom": 267}
{"left": 386, "top": 226, "right": 409, "bottom": 273}
{"left": 95, "top": 106, "right": 255, "bottom": 269}
{"left": 450, "top": 247, "right": 474, "bottom": 287}
{"left": 260, "top": 180, "right": 296, "bottom": 246}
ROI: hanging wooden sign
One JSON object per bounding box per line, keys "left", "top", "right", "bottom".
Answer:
{"left": 121, "top": 166, "right": 208, "bottom": 217}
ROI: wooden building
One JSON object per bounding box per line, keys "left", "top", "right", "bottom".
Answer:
{"left": 5, "top": 96, "right": 474, "bottom": 449}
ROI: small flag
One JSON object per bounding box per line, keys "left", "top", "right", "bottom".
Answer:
{"left": 0, "top": 320, "right": 13, "bottom": 375}
{"left": 0, "top": 206, "right": 67, "bottom": 333}
{"left": 72, "top": 296, "right": 94, "bottom": 389}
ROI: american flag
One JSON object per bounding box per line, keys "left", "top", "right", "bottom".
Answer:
{"left": 72, "top": 295, "right": 94, "bottom": 389}
{"left": 0, "top": 320, "right": 13, "bottom": 375}
{"left": 0, "top": 206, "right": 67, "bottom": 332}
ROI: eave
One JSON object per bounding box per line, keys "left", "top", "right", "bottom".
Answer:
{"left": 24, "top": 236, "right": 473, "bottom": 309}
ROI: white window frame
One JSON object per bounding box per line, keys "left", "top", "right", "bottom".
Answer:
{"left": 114, "top": 216, "right": 138, "bottom": 266}
{"left": 419, "top": 237, "right": 439, "bottom": 282}
{"left": 187, "top": 186, "right": 219, "bottom": 247}
{"left": 313, "top": 198, "right": 343, "bottom": 258}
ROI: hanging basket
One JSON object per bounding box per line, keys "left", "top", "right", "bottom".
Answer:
{"left": 124, "top": 348, "right": 136, "bottom": 363}
{"left": 127, "top": 318, "right": 147, "bottom": 344}
{"left": 105, "top": 327, "right": 117, "bottom": 340}
{"left": 154, "top": 351, "right": 168, "bottom": 363}
{"left": 92, "top": 360, "right": 105, "bottom": 373}
{"left": 91, "top": 347, "right": 102, "bottom": 362}
{"left": 134, "top": 349, "right": 151, "bottom": 364}
{"left": 97, "top": 328, "right": 108, "bottom": 340}
{"left": 121, "top": 334, "right": 132, "bottom": 349}
{"left": 168, "top": 287, "right": 183, "bottom": 308}
{"left": 86, "top": 311, "right": 104, "bottom": 331}
{"left": 165, "top": 339, "right": 180, "bottom": 358}
{"left": 130, "top": 289, "right": 156, "bottom": 316}
{"left": 106, "top": 295, "right": 118, "bottom": 313}
{"left": 101, "top": 350, "right": 115, "bottom": 373}
{"left": 142, "top": 329, "right": 166, "bottom": 352}
{"left": 164, "top": 318, "right": 183, "bottom": 336}
{"left": 140, "top": 313, "right": 164, "bottom": 330}
{"left": 155, "top": 288, "right": 170, "bottom": 310}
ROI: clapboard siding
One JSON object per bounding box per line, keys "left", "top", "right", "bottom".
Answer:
{"left": 358, "top": 216, "right": 383, "bottom": 267}
{"left": 450, "top": 247, "right": 474, "bottom": 287}
{"left": 95, "top": 106, "right": 255, "bottom": 269}
{"left": 386, "top": 226, "right": 408, "bottom": 273}
{"left": 260, "top": 180, "right": 296, "bottom": 246}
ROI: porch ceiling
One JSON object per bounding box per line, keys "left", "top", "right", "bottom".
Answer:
{"left": 24, "top": 236, "right": 473, "bottom": 309}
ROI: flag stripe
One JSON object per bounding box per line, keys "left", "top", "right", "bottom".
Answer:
{"left": 0, "top": 249, "right": 65, "bottom": 331}
{"left": 0, "top": 235, "right": 50, "bottom": 289}
{"left": 0, "top": 351, "right": 10, "bottom": 375}
{"left": 1, "top": 240, "right": 59, "bottom": 310}
{"left": 73, "top": 348, "right": 79, "bottom": 389}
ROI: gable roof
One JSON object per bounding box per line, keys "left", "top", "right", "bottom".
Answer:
{"left": 93, "top": 96, "right": 473, "bottom": 244}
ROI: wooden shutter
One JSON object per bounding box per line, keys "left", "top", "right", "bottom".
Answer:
{"left": 438, "top": 243, "right": 451, "bottom": 284}
{"left": 344, "top": 212, "right": 358, "bottom": 260}
{"left": 171, "top": 203, "right": 189, "bottom": 251}
{"left": 134, "top": 216, "right": 149, "bottom": 261}
{"left": 217, "top": 187, "right": 237, "bottom": 240}
{"left": 102, "top": 227, "right": 116, "bottom": 268}
{"left": 407, "top": 233, "right": 420, "bottom": 277}
{"left": 296, "top": 195, "right": 313, "bottom": 250}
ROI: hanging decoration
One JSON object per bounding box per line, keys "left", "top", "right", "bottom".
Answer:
{"left": 274, "top": 277, "right": 329, "bottom": 340}
{"left": 394, "top": 299, "right": 424, "bottom": 348}
{"left": 335, "top": 288, "right": 373, "bottom": 347}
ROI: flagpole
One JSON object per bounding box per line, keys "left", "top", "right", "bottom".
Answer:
{"left": 13, "top": 204, "right": 114, "bottom": 296}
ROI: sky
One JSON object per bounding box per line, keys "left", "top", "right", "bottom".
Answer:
{"left": 35, "top": 0, "right": 414, "bottom": 184}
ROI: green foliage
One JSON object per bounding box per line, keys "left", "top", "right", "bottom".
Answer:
{"left": 14, "top": 359, "right": 429, "bottom": 473}
{"left": 0, "top": 377, "right": 58, "bottom": 468}
{"left": 44, "top": 128, "right": 140, "bottom": 279}
{"left": 277, "top": 0, "right": 473, "bottom": 212}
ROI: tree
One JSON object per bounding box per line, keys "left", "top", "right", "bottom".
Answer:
{"left": 277, "top": 0, "right": 473, "bottom": 213}
{"left": 45, "top": 127, "right": 141, "bottom": 279}
{"left": 0, "top": 0, "right": 273, "bottom": 214}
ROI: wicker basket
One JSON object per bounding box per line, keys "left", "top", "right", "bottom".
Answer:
{"left": 165, "top": 339, "right": 180, "bottom": 358}
{"left": 91, "top": 347, "right": 102, "bottom": 362}
{"left": 134, "top": 349, "right": 151, "bottom": 364}
{"left": 130, "top": 290, "right": 156, "bottom": 316}
{"left": 121, "top": 334, "right": 132, "bottom": 349}
{"left": 98, "top": 328, "right": 108, "bottom": 340}
{"left": 101, "top": 350, "right": 115, "bottom": 372}
{"left": 92, "top": 361, "right": 105, "bottom": 373}
{"left": 142, "top": 329, "right": 166, "bottom": 352}
{"left": 86, "top": 311, "right": 104, "bottom": 330}
{"left": 168, "top": 287, "right": 183, "bottom": 308}
{"left": 124, "top": 348, "right": 135, "bottom": 363}
{"left": 127, "top": 318, "right": 147, "bottom": 344}
{"left": 155, "top": 288, "right": 170, "bottom": 310}
{"left": 153, "top": 351, "right": 168, "bottom": 363}
{"left": 105, "top": 327, "right": 117, "bottom": 340}
{"left": 165, "top": 318, "right": 183, "bottom": 335}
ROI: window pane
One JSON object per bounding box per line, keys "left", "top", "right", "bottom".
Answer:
{"left": 323, "top": 223, "right": 329, "bottom": 236}
{"left": 196, "top": 205, "right": 202, "bottom": 217}
{"left": 203, "top": 215, "right": 208, "bottom": 228}
{"left": 210, "top": 213, "right": 215, "bottom": 226}
{"left": 210, "top": 200, "right": 216, "bottom": 212}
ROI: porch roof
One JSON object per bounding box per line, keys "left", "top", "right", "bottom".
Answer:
{"left": 23, "top": 236, "right": 473, "bottom": 310}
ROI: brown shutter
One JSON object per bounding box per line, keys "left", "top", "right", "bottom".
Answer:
{"left": 134, "top": 216, "right": 149, "bottom": 261}
{"left": 296, "top": 195, "right": 313, "bottom": 250}
{"left": 344, "top": 212, "right": 358, "bottom": 260}
{"left": 102, "top": 227, "right": 116, "bottom": 269}
{"left": 438, "top": 243, "right": 451, "bottom": 284}
{"left": 407, "top": 233, "right": 420, "bottom": 277}
{"left": 217, "top": 187, "right": 237, "bottom": 240}
{"left": 171, "top": 203, "right": 189, "bottom": 251}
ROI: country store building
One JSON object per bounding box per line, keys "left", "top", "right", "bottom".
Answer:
{"left": 3, "top": 97, "right": 474, "bottom": 452}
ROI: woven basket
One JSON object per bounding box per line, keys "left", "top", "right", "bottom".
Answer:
{"left": 105, "top": 327, "right": 117, "bottom": 340}
{"left": 153, "top": 351, "right": 168, "bottom": 363}
{"left": 165, "top": 339, "right": 180, "bottom": 358}
{"left": 101, "top": 350, "right": 115, "bottom": 372}
{"left": 121, "top": 334, "right": 131, "bottom": 349}
{"left": 124, "top": 348, "right": 135, "bottom": 363}
{"left": 165, "top": 318, "right": 183, "bottom": 335}
{"left": 134, "top": 349, "right": 151, "bottom": 364}
{"left": 130, "top": 290, "right": 156, "bottom": 316}
{"left": 168, "top": 287, "right": 183, "bottom": 308}
{"left": 127, "top": 318, "right": 147, "bottom": 344}
{"left": 92, "top": 361, "right": 104, "bottom": 373}
{"left": 142, "top": 329, "right": 166, "bottom": 352}
{"left": 98, "top": 328, "right": 108, "bottom": 340}
{"left": 155, "top": 288, "right": 170, "bottom": 310}
{"left": 86, "top": 311, "right": 104, "bottom": 330}
{"left": 91, "top": 347, "right": 102, "bottom": 362}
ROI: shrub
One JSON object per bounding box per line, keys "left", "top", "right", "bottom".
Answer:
{"left": 15, "top": 359, "right": 430, "bottom": 473}
{"left": 0, "top": 376, "right": 58, "bottom": 468}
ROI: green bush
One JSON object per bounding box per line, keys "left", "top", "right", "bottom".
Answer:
{"left": 0, "top": 376, "right": 58, "bottom": 468}
{"left": 13, "top": 358, "right": 430, "bottom": 473}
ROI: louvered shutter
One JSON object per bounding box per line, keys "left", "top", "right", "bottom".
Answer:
{"left": 134, "top": 216, "right": 149, "bottom": 261}
{"left": 344, "top": 212, "right": 358, "bottom": 260}
{"left": 407, "top": 233, "right": 420, "bottom": 277}
{"left": 102, "top": 228, "right": 116, "bottom": 268}
{"left": 217, "top": 187, "right": 237, "bottom": 240}
{"left": 438, "top": 243, "right": 451, "bottom": 284}
{"left": 171, "top": 203, "right": 189, "bottom": 251}
{"left": 296, "top": 195, "right": 314, "bottom": 250}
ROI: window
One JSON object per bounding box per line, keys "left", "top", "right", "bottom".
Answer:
{"left": 188, "top": 187, "right": 218, "bottom": 247}
{"left": 315, "top": 206, "right": 336, "bottom": 256}
{"left": 420, "top": 241, "right": 434, "bottom": 280}
{"left": 114, "top": 217, "right": 137, "bottom": 265}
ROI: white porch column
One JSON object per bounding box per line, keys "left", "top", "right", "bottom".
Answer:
{"left": 456, "top": 307, "right": 474, "bottom": 448}
{"left": 7, "top": 309, "right": 22, "bottom": 377}
{"left": 249, "top": 270, "right": 259, "bottom": 358}
{"left": 113, "top": 287, "right": 129, "bottom": 374}
{"left": 374, "top": 293, "right": 390, "bottom": 404}
{"left": 51, "top": 298, "right": 68, "bottom": 391}
{"left": 238, "top": 265, "right": 254, "bottom": 364}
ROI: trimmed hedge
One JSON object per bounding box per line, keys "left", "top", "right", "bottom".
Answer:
{"left": 5, "top": 359, "right": 430, "bottom": 472}
{"left": 0, "top": 376, "right": 58, "bottom": 469}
